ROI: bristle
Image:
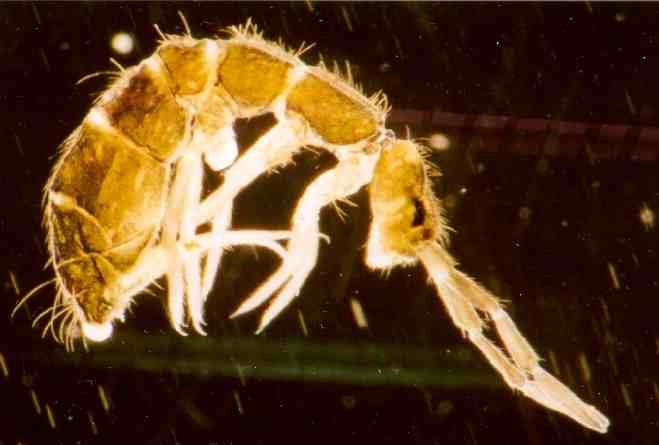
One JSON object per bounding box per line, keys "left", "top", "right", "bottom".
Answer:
{"left": 177, "top": 11, "right": 192, "bottom": 36}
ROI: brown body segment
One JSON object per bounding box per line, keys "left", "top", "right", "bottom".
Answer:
{"left": 216, "top": 40, "right": 382, "bottom": 146}
{"left": 48, "top": 120, "right": 169, "bottom": 323}
{"left": 157, "top": 39, "right": 213, "bottom": 95}
{"left": 369, "top": 141, "right": 440, "bottom": 258}
{"left": 101, "top": 59, "right": 189, "bottom": 161}
{"left": 217, "top": 44, "right": 292, "bottom": 109}
{"left": 287, "top": 74, "right": 379, "bottom": 145}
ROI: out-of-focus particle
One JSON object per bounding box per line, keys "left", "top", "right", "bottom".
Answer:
{"left": 9, "top": 271, "right": 20, "bottom": 295}
{"left": 340, "top": 6, "right": 353, "bottom": 32}
{"left": 0, "top": 352, "right": 8, "bottom": 378}
{"left": 233, "top": 390, "right": 244, "bottom": 414}
{"left": 428, "top": 133, "right": 451, "bottom": 151}
{"left": 111, "top": 32, "right": 135, "bottom": 55}
{"left": 620, "top": 383, "right": 634, "bottom": 411}
{"left": 519, "top": 206, "right": 532, "bottom": 222}
{"left": 625, "top": 88, "right": 636, "bottom": 115}
{"left": 14, "top": 132, "right": 24, "bottom": 156}
{"left": 536, "top": 158, "right": 549, "bottom": 175}
{"left": 297, "top": 309, "right": 308, "bottom": 336}
{"left": 548, "top": 349, "right": 561, "bottom": 376}
{"left": 606, "top": 335, "right": 619, "bottom": 376}
{"left": 607, "top": 262, "right": 620, "bottom": 290}
{"left": 236, "top": 363, "right": 246, "bottom": 387}
{"left": 639, "top": 203, "right": 654, "bottom": 231}
{"left": 436, "top": 400, "right": 454, "bottom": 416}
{"left": 578, "top": 352, "right": 592, "bottom": 383}
{"left": 45, "top": 403, "right": 56, "bottom": 429}
{"left": 444, "top": 193, "right": 456, "bottom": 209}
{"left": 31, "top": 3, "right": 41, "bottom": 25}
{"left": 600, "top": 298, "right": 611, "bottom": 324}
{"left": 30, "top": 389, "right": 41, "bottom": 414}
{"left": 98, "top": 385, "right": 110, "bottom": 413}
{"left": 341, "top": 395, "right": 357, "bottom": 409}
{"left": 39, "top": 48, "right": 50, "bottom": 72}
{"left": 349, "top": 298, "right": 368, "bottom": 329}
{"left": 88, "top": 411, "right": 98, "bottom": 435}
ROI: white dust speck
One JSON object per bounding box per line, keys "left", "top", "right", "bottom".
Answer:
{"left": 111, "top": 32, "right": 135, "bottom": 55}
{"left": 428, "top": 133, "right": 451, "bottom": 151}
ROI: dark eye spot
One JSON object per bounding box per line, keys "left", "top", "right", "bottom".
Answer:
{"left": 412, "top": 198, "right": 425, "bottom": 227}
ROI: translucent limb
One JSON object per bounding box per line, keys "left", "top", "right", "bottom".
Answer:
{"left": 162, "top": 146, "right": 293, "bottom": 335}
{"left": 189, "top": 230, "right": 291, "bottom": 259}
{"left": 194, "top": 118, "right": 306, "bottom": 228}
{"left": 230, "top": 149, "right": 381, "bottom": 333}
{"left": 201, "top": 200, "right": 232, "bottom": 301}
{"left": 194, "top": 125, "right": 237, "bottom": 302}
{"left": 113, "top": 230, "right": 291, "bottom": 301}
{"left": 190, "top": 117, "right": 306, "bottom": 312}
{"left": 417, "top": 242, "right": 609, "bottom": 434}
{"left": 178, "top": 153, "right": 206, "bottom": 334}
{"left": 75, "top": 227, "right": 293, "bottom": 342}
{"left": 161, "top": 153, "right": 202, "bottom": 335}
{"left": 164, "top": 241, "right": 186, "bottom": 336}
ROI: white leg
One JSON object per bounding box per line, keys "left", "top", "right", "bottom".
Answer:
{"left": 164, "top": 118, "right": 265, "bottom": 334}
{"left": 183, "top": 256, "right": 204, "bottom": 333}
{"left": 189, "top": 230, "right": 291, "bottom": 254}
{"left": 114, "top": 229, "right": 292, "bottom": 299}
{"left": 230, "top": 149, "right": 381, "bottom": 333}
{"left": 194, "top": 118, "right": 306, "bottom": 228}
{"left": 161, "top": 152, "right": 205, "bottom": 335}
{"left": 201, "top": 201, "right": 233, "bottom": 300}
{"left": 183, "top": 225, "right": 295, "bottom": 334}
{"left": 194, "top": 124, "right": 239, "bottom": 301}
{"left": 180, "top": 117, "right": 305, "bottom": 321}
{"left": 164, "top": 147, "right": 291, "bottom": 334}
{"left": 66, "top": 224, "right": 292, "bottom": 342}
{"left": 255, "top": 234, "right": 319, "bottom": 333}
{"left": 166, "top": 251, "right": 187, "bottom": 335}
{"left": 417, "top": 242, "right": 609, "bottom": 433}
{"left": 177, "top": 153, "right": 207, "bottom": 334}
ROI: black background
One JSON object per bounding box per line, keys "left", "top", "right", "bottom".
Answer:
{"left": 1, "top": 2, "right": 657, "bottom": 445}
